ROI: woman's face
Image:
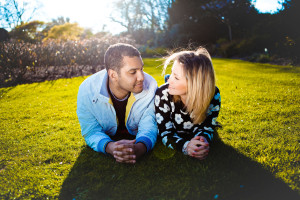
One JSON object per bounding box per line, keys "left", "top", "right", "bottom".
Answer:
{"left": 168, "top": 60, "right": 187, "bottom": 98}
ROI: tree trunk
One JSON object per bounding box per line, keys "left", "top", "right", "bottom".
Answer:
{"left": 227, "top": 23, "right": 232, "bottom": 41}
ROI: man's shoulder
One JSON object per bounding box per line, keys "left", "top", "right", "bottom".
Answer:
{"left": 80, "top": 69, "right": 106, "bottom": 86}
{"left": 79, "top": 70, "right": 106, "bottom": 90}
{"left": 140, "top": 72, "right": 157, "bottom": 97}
{"left": 143, "top": 72, "right": 157, "bottom": 89}
{"left": 78, "top": 69, "right": 107, "bottom": 98}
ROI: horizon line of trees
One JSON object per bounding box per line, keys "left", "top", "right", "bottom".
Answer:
{"left": 0, "top": 0, "right": 299, "bottom": 65}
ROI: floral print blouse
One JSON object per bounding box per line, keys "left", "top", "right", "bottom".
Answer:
{"left": 154, "top": 83, "right": 221, "bottom": 153}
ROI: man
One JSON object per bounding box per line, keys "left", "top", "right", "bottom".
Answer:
{"left": 76, "top": 43, "right": 158, "bottom": 164}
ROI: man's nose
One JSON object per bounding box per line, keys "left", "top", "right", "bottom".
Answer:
{"left": 137, "top": 70, "right": 144, "bottom": 82}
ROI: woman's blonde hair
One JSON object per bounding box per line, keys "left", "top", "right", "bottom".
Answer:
{"left": 163, "top": 47, "right": 215, "bottom": 124}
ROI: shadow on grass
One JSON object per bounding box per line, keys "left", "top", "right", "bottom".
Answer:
{"left": 59, "top": 138, "right": 299, "bottom": 200}
{"left": 0, "top": 86, "right": 14, "bottom": 98}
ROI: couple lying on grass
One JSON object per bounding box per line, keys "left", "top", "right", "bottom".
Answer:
{"left": 77, "top": 43, "right": 221, "bottom": 164}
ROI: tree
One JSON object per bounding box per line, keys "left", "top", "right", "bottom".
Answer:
{"left": 81, "top": 28, "right": 94, "bottom": 39}
{"left": 142, "top": 0, "right": 173, "bottom": 32}
{"left": 0, "top": 0, "right": 39, "bottom": 29}
{"left": 167, "top": 0, "right": 225, "bottom": 45}
{"left": 275, "top": 0, "right": 299, "bottom": 61}
{"left": 43, "top": 23, "right": 84, "bottom": 42}
{"left": 9, "top": 20, "right": 45, "bottom": 43}
{"left": 208, "top": 0, "right": 258, "bottom": 41}
{"left": 280, "top": 0, "right": 300, "bottom": 39}
{"left": 167, "top": 0, "right": 258, "bottom": 45}
{"left": 110, "top": 0, "right": 172, "bottom": 34}
{"left": 0, "top": 28, "right": 10, "bottom": 41}
{"left": 110, "top": 0, "right": 172, "bottom": 47}
{"left": 41, "top": 16, "right": 70, "bottom": 37}
{"left": 110, "top": 0, "right": 145, "bottom": 34}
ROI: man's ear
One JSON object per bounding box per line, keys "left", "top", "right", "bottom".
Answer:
{"left": 107, "top": 69, "right": 118, "bottom": 81}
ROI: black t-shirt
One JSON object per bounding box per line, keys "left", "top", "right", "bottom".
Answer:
{"left": 107, "top": 84, "right": 135, "bottom": 140}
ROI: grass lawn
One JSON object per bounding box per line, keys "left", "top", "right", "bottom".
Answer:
{"left": 0, "top": 58, "right": 299, "bottom": 199}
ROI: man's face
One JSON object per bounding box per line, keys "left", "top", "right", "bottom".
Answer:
{"left": 116, "top": 56, "right": 145, "bottom": 94}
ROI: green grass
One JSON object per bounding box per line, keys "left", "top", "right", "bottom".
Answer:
{"left": 0, "top": 58, "right": 299, "bottom": 199}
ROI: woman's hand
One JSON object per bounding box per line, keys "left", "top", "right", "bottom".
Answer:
{"left": 186, "top": 136, "right": 209, "bottom": 160}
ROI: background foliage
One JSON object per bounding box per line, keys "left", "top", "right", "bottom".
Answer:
{"left": 0, "top": 35, "right": 136, "bottom": 87}
{"left": 1, "top": 0, "right": 299, "bottom": 66}
{"left": 0, "top": 0, "right": 299, "bottom": 88}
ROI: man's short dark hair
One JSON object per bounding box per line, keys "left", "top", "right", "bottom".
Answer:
{"left": 104, "top": 43, "right": 141, "bottom": 72}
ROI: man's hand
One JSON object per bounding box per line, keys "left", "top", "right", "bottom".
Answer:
{"left": 105, "top": 140, "right": 147, "bottom": 164}
{"left": 186, "top": 136, "right": 209, "bottom": 160}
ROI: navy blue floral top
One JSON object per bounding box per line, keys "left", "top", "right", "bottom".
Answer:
{"left": 154, "top": 83, "right": 221, "bottom": 153}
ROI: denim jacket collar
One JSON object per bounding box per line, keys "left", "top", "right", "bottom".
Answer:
{"left": 92, "top": 71, "right": 149, "bottom": 104}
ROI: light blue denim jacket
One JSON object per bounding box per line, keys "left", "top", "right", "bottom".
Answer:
{"left": 76, "top": 69, "right": 158, "bottom": 154}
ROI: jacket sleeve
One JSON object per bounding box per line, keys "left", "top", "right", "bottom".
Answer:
{"left": 154, "top": 87, "right": 187, "bottom": 151}
{"left": 76, "top": 87, "right": 113, "bottom": 154}
{"left": 136, "top": 97, "right": 158, "bottom": 152}
{"left": 192, "top": 87, "right": 221, "bottom": 144}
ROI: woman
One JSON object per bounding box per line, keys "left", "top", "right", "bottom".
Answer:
{"left": 154, "top": 47, "right": 221, "bottom": 160}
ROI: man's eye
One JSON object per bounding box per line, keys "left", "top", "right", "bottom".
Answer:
{"left": 130, "top": 71, "right": 136, "bottom": 74}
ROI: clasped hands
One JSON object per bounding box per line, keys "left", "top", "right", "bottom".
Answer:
{"left": 186, "top": 136, "right": 210, "bottom": 160}
{"left": 106, "top": 140, "right": 146, "bottom": 164}
{"left": 106, "top": 136, "right": 209, "bottom": 163}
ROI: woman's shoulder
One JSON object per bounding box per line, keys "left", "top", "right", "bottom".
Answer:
{"left": 212, "top": 86, "right": 221, "bottom": 104}
{"left": 155, "top": 83, "right": 169, "bottom": 95}
{"left": 215, "top": 86, "right": 220, "bottom": 93}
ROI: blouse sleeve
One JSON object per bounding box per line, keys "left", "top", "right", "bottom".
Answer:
{"left": 193, "top": 87, "right": 221, "bottom": 144}
{"left": 154, "top": 86, "right": 187, "bottom": 151}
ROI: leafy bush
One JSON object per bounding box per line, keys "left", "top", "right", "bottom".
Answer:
{"left": 0, "top": 41, "right": 36, "bottom": 86}
{"left": 140, "top": 47, "right": 168, "bottom": 58}
{"left": 213, "top": 36, "right": 299, "bottom": 66}
{"left": 0, "top": 35, "right": 136, "bottom": 87}
{"left": 217, "top": 40, "right": 239, "bottom": 58}
{"left": 247, "top": 53, "right": 270, "bottom": 63}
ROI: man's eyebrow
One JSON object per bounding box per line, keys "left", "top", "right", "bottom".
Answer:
{"left": 128, "top": 68, "right": 138, "bottom": 71}
{"left": 128, "top": 66, "right": 144, "bottom": 71}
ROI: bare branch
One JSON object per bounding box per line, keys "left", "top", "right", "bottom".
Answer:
{"left": 0, "top": 0, "right": 39, "bottom": 29}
